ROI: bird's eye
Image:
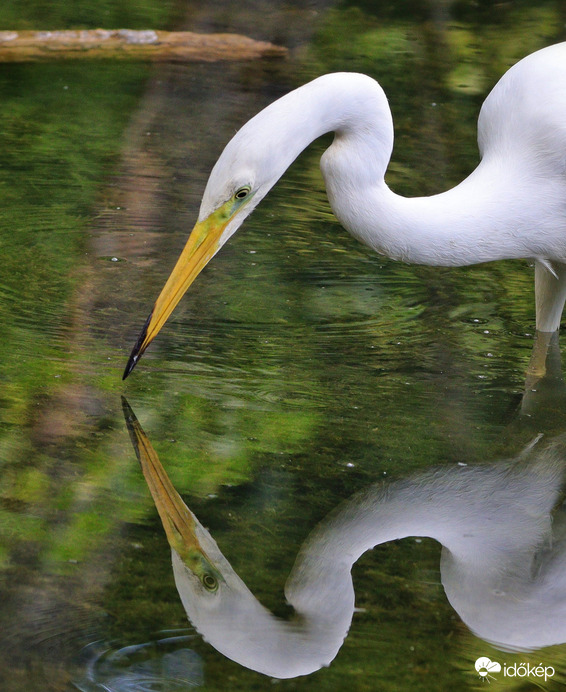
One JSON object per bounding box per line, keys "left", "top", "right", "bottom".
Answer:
{"left": 202, "top": 573, "right": 218, "bottom": 592}
{"left": 234, "top": 186, "right": 251, "bottom": 200}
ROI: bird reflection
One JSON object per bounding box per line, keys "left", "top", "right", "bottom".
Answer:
{"left": 122, "top": 398, "right": 566, "bottom": 679}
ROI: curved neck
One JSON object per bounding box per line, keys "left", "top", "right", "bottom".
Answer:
{"left": 248, "top": 74, "right": 534, "bottom": 267}
{"left": 207, "top": 69, "right": 566, "bottom": 278}
{"left": 323, "top": 144, "right": 554, "bottom": 266}
{"left": 251, "top": 72, "right": 395, "bottom": 177}
{"left": 261, "top": 75, "right": 563, "bottom": 267}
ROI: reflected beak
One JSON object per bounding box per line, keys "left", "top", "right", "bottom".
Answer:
{"left": 123, "top": 207, "right": 231, "bottom": 379}
{"left": 121, "top": 397, "right": 204, "bottom": 558}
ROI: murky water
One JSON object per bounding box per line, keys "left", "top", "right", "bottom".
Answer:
{"left": 1, "top": 1, "right": 566, "bottom": 690}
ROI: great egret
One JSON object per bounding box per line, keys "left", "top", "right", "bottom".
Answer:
{"left": 122, "top": 398, "right": 566, "bottom": 677}
{"left": 123, "top": 42, "right": 566, "bottom": 378}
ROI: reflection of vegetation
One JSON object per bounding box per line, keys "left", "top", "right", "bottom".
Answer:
{"left": 0, "top": 61, "right": 150, "bottom": 579}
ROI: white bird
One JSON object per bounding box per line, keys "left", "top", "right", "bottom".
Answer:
{"left": 124, "top": 42, "right": 566, "bottom": 378}
{"left": 123, "top": 398, "right": 566, "bottom": 678}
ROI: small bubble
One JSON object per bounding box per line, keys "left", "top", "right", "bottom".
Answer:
{"left": 98, "top": 255, "right": 124, "bottom": 263}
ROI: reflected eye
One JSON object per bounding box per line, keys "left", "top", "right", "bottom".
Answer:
{"left": 202, "top": 572, "right": 218, "bottom": 592}
{"left": 234, "top": 186, "right": 251, "bottom": 200}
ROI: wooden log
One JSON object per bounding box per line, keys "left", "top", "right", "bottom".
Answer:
{"left": 0, "top": 29, "right": 287, "bottom": 62}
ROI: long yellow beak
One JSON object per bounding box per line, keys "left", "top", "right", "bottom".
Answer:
{"left": 123, "top": 206, "right": 231, "bottom": 379}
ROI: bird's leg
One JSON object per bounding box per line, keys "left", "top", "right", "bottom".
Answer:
{"left": 527, "top": 261, "right": 566, "bottom": 383}
{"left": 534, "top": 260, "right": 566, "bottom": 333}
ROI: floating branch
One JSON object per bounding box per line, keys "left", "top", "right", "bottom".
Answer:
{"left": 0, "top": 29, "right": 287, "bottom": 62}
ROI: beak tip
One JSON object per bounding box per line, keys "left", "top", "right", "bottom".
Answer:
{"left": 122, "top": 310, "right": 153, "bottom": 380}
{"left": 122, "top": 354, "right": 138, "bottom": 380}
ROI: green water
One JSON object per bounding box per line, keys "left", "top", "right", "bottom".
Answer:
{"left": 1, "top": 1, "right": 566, "bottom": 690}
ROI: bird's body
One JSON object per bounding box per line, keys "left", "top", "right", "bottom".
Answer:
{"left": 124, "top": 42, "right": 566, "bottom": 377}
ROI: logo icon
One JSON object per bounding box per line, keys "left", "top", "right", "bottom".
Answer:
{"left": 475, "top": 657, "right": 501, "bottom": 683}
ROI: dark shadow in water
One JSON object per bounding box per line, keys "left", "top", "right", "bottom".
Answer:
{"left": 121, "top": 391, "right": 566, "bottom": 680}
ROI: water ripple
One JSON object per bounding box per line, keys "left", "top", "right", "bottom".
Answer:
{"left": 74, "top": 633, "right": 202, "bottom": 692}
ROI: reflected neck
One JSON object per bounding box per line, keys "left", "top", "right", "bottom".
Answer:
{"left": 173, "top": 549, "right": 353, "bottom": 679}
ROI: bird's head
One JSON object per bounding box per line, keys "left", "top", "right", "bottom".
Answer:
{"left": 122, "top": 71, "right": 389, "bottom": 378}
{"left": 122, "top": 103, "right": 289, "bottom": 379}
